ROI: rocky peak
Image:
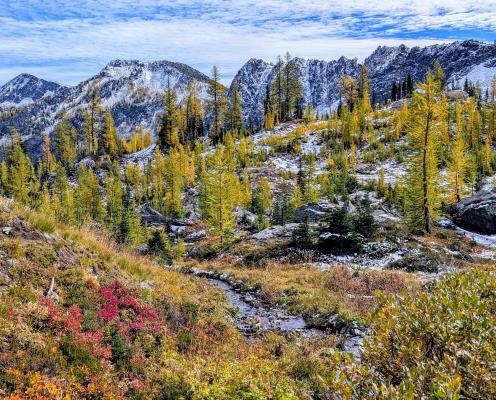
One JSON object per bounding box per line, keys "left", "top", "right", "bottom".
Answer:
{"left": 0, "top": 73, "right": 64, "bottom": 109}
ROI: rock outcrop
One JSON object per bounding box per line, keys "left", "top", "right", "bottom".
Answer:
{"left": 454, "top": 189, "right": 496, "bottom": 234}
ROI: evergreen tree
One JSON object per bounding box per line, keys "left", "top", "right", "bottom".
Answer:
{"left": 406, "top": 73, "right": 414, "bottom": 96}
{"left": 105, "top": 163, "right": 124, "bottom": 232}
{"left": 447, "top": 131, "right": 468, "bottom": 203}
{"left": 164, "top": 146, "right": 184, "bottom": 218}
{"left": 157, "top": 78, "right": 179, "bottom": 149}
{"left": 391, "top": 82, "right": 398, "bottom": 101}
{"left": 200, "top": 146, "right": 238, "bottom": 242}
{"left": 52, "top": 166, "right": 76, "bottom": 225}
{"left": 482, "top": 137, "right": 493, "bottom": 175}
{"left": 0, "top": 161, "right": 8, "bottom": 195}
{"left": 74, "top": 166, "right": 104, "bottom": 226}
{"left": 36, "top": 184, "right": 55, "bottom": 221}
{"left": 263, "top": 84, "right": 275, "bottom": 131}
{"left": 358, "top": 64, "right": 372, "bottom": 112}
{"left": 283, "top": 52, "right": 303, "bottom": 120}
{"left": 39, "top": 134, "right": 56, "bottom": 183}
{"left": 148, "top": 147, "right": 167, "bottom": 212}
{"left": 339, "top": 75, "right": 358, "bottom": 112}
{"left": 240, "top": 170, "right": 251, "bottom": 209}
{"left": 184, "top": 79, "right": 204, "bottom": 142}
{"left": 83, "top": 86, "right": 102, "bottom": 157}
{"left": 7, "top": 130, "right": 38, "bottom": 205}
{"left": 251, "top": 177, "right": 272, "bottom": 224}
{"left": 101, "top": 112, "right": 119, "bottom": 157}
{"left": 225, "top": 83, "right": 243, "bottom": 134}
{"left": 119, "top": 189, "right": 143, "bottom": 245}
{"left": 148, "top": 229, "right": 171, "bottom": 259}
{"left": 433, "top": 59, "right": 446, "bottom": 90}
{"left": 125, "top": 162, "right": 144, "bottom": 203}
{"left": 207, "top": 66, "right": 228, "bottom": 142}
{"left": 297, "top": 153, "right": 318, "bottom": 202}
{"left": 272, "top": 182, "right": 295, "bottom": 225}
{"left": 271, "top": 55, "right": 284, "bottom": 123}
{"left": 404, "top": 71, "right": 446, "bottom": 233}
{"left": 54, "top": 116, "right": 77, "bottom": 169}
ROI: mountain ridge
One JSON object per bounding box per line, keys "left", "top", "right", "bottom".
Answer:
{"left": 1, "top": 40, "right": 496, "bottom": 153}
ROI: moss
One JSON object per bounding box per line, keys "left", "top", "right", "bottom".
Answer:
{"left": 25, "top": 245, "right": 57, "bottom": 269}
{"left": 8, "top": 285, "right": 36, "bottom": 303}
{"left": 1, "top": 238, "right": 25, "bottom": 258}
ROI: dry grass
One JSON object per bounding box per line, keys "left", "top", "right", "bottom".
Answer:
{"left": 197, "top": 260, "right": 418, "bottom": 323}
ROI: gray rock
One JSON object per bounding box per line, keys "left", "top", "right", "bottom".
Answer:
{"left": 234, "top": 206, "right": 257, "bottom": 227}
{"left": 138, "top": 204, "right": 168, "bottom": 226}
{"left": 295, "top": 201, "right": 337, "bottom": 222}
{"left": 169, "top": 225, "right": 187, "bottom": 235}
{"left": 343, "top": 200, "right": 355, "bottom": 214}
{"left": 454, "top": 189, "right": 496, "bottom": 234}
{"left": 251, "top": 223, "right": 299, "bottom": 241}
{"left": 184, "top": 229, "right": 208, "bottom": 242}
{"left": 2, "top": 227, "right": 12, "bottom": 235}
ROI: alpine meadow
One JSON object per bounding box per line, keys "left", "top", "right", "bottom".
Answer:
{"left": 0, "top": 1, "right": 495, "bottom": 399}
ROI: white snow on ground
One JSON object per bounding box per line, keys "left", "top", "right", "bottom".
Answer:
{"left": 455, "top": 226, "right": 496, "bottom": 248}
{"left": 269, "top": 156, "right": 299, "bottom": 173}
{"left": 355, "top": 159, "right": 407, "bottom": 185}
{"left": 121, "top": 144, "right": 156, "bottom": 168}
{"left": 0, "top": 97, "right": 34, "bottom": 108}
{"left": 314, "top": 250, "right": 405, "bottom": 271}
{"left": 462, "top": 62, "right": 496, "bottom": 91}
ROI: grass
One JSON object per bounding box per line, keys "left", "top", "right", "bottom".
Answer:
{"left": 193, "top": 260, "right": 418, "bottom": 325}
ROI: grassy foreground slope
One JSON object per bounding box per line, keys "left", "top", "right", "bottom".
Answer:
{"left": 0, "top": 198, "right": 341, "bottom": 399}
{"left": 0, "top": 197, "right": 494, "bottom": 399}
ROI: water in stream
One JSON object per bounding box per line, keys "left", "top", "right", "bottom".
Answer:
{"left": 192, "top": 269, "right": 364, "bottom": 359}
{"left": 208, "top": 278, "right": 310, "bottom": 334}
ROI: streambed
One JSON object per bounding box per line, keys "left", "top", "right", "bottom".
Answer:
{"left": 188, "top": 267, "right": 364, "bottom": 359}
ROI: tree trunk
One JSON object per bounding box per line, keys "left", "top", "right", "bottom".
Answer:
{"left": 423, "top": 110, "right": 432, "bottom": 233}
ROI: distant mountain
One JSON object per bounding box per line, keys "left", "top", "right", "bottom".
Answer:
{"left": 234, "top": 40, "right": 496, "bottom": 126}
{"left": 0, "top": 73, "right": 64, "bottom": 108}
{"left": 0, "top": 60, "right": 212, "bottom": 155}
{"left": 1, "top": 40, "right": 496, "bottom": 155}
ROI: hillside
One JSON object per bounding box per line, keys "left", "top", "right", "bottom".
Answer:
{"left": 0, "top": 60, "right": 213, "bottom": 155}
{"left": 0, "top": 198, "right": 493, "bottom": 399}
{"left": 0, "top": 47, "right": 495, "bottom": 398}
{"left": 1, "top": 40, "right": 496, "bottom": 156}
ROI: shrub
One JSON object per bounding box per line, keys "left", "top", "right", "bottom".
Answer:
{"left": 29, "top": 213, "right": 56, "bottom": 233}
{"left": 333, "top": 268, "right": 496, "bottom": 399}
{"left": 176, "top": 331, "right": 195, "bottom": 353}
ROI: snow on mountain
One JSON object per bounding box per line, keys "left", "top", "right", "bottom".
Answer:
{"left": 234, "top": 40, "right": 496, "bottom": 127}
{"left": 365, "top": 40, "right": 496, "bottom": 101}
{"left": 229, "top": 58, "right": 274, "bottom": 129}
{"left": 1, "top": 40, "right": 496, "bottom": 156}
{"left": 0, "top": 73, "right": 64, "bottom": 109}
{"left": 0, "top": 60, "right": 212, "bottom": 156}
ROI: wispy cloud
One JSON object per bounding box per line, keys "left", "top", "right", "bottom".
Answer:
{"left": 0, "top": 1, "right": 495, "bottom": 85}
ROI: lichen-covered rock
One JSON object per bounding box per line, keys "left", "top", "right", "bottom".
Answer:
{"left": 455, "top": 188, "right": 496, "bottom": 234}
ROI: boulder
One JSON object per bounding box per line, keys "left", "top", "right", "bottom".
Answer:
{"left": 454, "top": 189, "right": 496, "bottom": 234}
{"left": 138, "top": 204, "right": 168, "bottom": 226}
{"left": 251, "top": 223, "right": 299, "bottom": 241}
{"left": 233, "top": 206, "right": 257, "bottom": 228}
{"left": 295, "top": 201, "right": 337, "bottom": 222}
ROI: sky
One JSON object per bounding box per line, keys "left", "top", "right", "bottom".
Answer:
{"left": 1, "top": 1, "right": 496, "bottom": 86}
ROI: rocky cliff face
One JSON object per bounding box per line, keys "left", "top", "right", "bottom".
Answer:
{"left": 1, "top": 40, "right": 495, "bottom": 153}
{"left": 0, "top": 60, "right": 212, "bottom": 154}
{"left": 235, "top": 40, "right": 496, "bottom": 127}
{"left": 0, "top": 73, "right": 64, "bottom": 108}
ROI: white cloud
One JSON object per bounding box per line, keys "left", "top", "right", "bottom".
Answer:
{"left": 0, "top": 0, "right": 495, "bottom": 85}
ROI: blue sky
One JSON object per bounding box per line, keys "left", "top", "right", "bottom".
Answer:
{"left": 1, "top": 1, "right": 496, "bottom": 86}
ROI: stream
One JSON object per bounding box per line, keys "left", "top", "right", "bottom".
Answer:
{"left": 188, "top": 268, "right": 364, "bottom": 359}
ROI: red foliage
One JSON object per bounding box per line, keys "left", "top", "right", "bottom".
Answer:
{"left": 66, "top": 305, "right": 83, "bottom": 332}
